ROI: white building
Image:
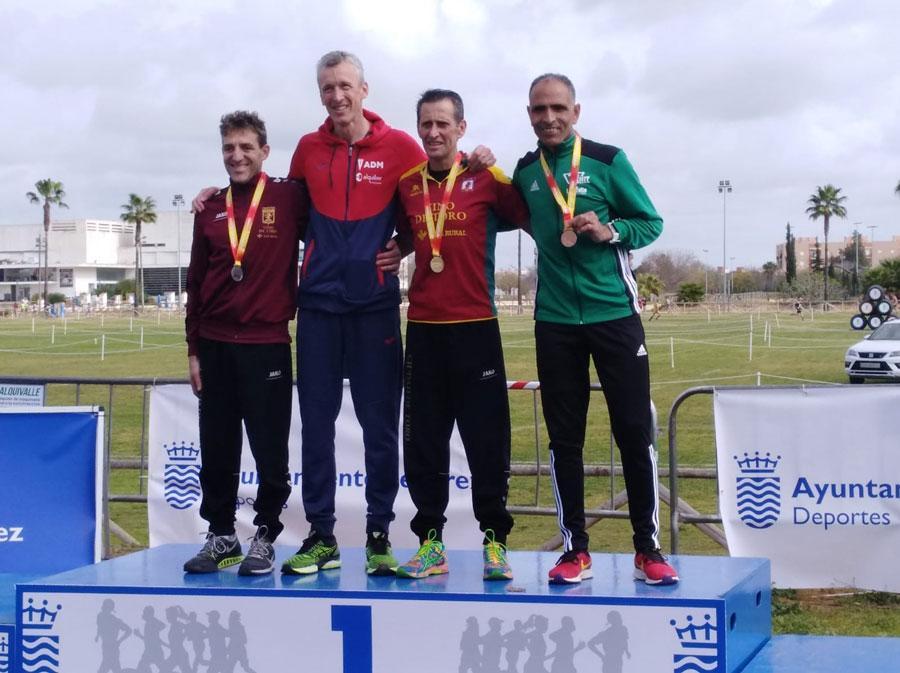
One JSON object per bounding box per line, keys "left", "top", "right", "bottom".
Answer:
{"left": 0, "top": 210, "right": 191, "bottom": 302}
{"left": 1, "top": 210, "right": 413, "bottom": 303}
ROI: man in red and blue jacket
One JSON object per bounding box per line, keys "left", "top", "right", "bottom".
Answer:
{"left": 280, "top": 51, "right": 425, "bottom": 577}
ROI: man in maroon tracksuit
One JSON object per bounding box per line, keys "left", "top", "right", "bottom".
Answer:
{"left": 183, "top": 110, "right": 308, "bottom": 576}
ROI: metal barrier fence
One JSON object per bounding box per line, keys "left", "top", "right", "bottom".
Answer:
{"left": 3, "top": 375, "right": 721, "bottom": 558}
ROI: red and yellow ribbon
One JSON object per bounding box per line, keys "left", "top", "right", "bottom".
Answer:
{"left": 421, "top": 153, "right": 464, "bottom": 262}
{"left": 225, "top": 172, "right": 268, "bottom": 271}
{"left": 539, "top": 134, "right": 582, "bottom": 227}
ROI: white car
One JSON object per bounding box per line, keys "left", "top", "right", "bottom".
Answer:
{"left": 845, "top": 318, "right": 900, "bottom": 383}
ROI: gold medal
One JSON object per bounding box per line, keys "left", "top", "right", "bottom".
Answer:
{"left": 560, "top": 229, "right": 577, "bottom": 248}
{"left": 231, "top": 264, "right": 244, "bottom": 282}
{"left": 429, "top": 255, "right": 445, "bottom": 273}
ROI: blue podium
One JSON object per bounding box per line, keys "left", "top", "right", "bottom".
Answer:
{"left": 14, "top": 545, "right": 770, "bottom": 673}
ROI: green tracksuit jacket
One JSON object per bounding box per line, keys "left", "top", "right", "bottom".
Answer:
{"left": 513, "top": 134, "right": 662, "bottom": 324}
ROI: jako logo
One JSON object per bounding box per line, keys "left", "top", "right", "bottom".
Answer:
{"left": 164, "top": 442, "right": 201, "bottom": 510}
{"left": 0, "top": 526, "right": 25, "bottom": 542}
{"left": 734, "top": 451, "right": 781, "bottom": 529}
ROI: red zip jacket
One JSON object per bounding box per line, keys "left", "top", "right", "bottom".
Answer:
{"left": 288, "top": 109, "right": 424, "bottom": 313}
{"left": 185, "top": 176, "right": 308, "bottom": 355}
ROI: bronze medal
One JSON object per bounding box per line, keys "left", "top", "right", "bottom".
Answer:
{"left": 560, "top": 229, "right": 578, "bottom": 248}
{"left": 231, "top": 264, "right": 244, "bottom": 282}
{"left": 430, "top": 255, "right": 445, "bottom": 273}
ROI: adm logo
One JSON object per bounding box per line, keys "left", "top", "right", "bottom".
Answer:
{"left": 164, "top": 442, "right": 201, "bottom": 510}
{"left": 735, "top": 451, "right": 781, "bottom": 529}
{"left": 670, "top": 613, "right": 718, "bottom": 673}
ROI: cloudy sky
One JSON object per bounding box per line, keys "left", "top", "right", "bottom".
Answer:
{"left": 3, "top": 0, "right": 899, "bottom": 270}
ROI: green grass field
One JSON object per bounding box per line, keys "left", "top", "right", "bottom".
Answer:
{"left": 1, "top": 304, "right": 897, "bottom": 636}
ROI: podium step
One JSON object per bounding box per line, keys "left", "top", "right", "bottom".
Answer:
{"left": 15, "top": 545, "right": 770, "bottom": 673}
{"left": 743, "top": 635, "right": 900, "bottom": 672}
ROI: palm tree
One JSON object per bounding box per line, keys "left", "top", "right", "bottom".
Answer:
{"left": 805, "top": 184, "right": 847, "bottom": 305}
{"left": 26, "top": 179, "right": 68, "bottom": 302}
{"left": 120, "top": 194, "right": 157, "bottom": 310}
{"left": 637, "top": 273, "right": 665, "bottom": 300}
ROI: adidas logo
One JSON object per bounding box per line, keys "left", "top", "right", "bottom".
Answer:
{"left": 267, "top": 370, "right": 282, "bottom": 379}
{"left": 636, "top": 344, "right": 648, "bottom": 357}
{"left": 529, "top": 180, "right": 540, "bottom": 192}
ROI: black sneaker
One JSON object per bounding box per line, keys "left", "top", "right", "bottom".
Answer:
{"left": 183, "top": 532, "right": 243, "bottom": 573}
{"left": 238, "top": 527, "right": 276, "bottom": 576}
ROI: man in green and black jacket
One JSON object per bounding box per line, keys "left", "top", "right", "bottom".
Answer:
{"left": 513, "top": 73, "right": 678, "bottom": 586}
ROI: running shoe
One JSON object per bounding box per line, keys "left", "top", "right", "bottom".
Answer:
{"left": 281, "top": 533, "right": 341, "bottom": 575}
{"left": 365, "top": 531, "right": 399, "bottom": 576}
{"left": 183, "top": 532, "right": 243, "bottom": 574}
{"left": 634, "top": 549, "right": 679, "bottom": 585}
{"left": 548, "top": 549, "right": 592, "bottom": 584}
{"left": 396, "top": 530, "right": 448, "bottom": 579}
{"left": 238, "top": 526, "right": 276, "bottom": 576}
{"left": 482, "top": 530, "right": 513, "bottom": 581}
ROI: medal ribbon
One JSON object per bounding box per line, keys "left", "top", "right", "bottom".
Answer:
{"left": 538, "top": 134, "right": 582, "bottom": 226}
{"left": 225, "top": 172, "right": 268, "bottom": 270}
{"left": 421, "top": 153, "right": 463, "bottom": 260}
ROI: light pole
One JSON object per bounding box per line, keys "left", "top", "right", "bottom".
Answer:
{"left": 172, "top": 194, "right": 185, "bottom": 310}
{"left": 867, "top": 224, "right": 878, "bottom": 268}
{"left": 718, "top": 180, "right": 732, "bottom": 304}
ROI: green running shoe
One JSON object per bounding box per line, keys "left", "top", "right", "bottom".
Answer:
{"left": 183, "top": 533, "right": 243, "bottom": 574}
{"left": 396, "top": 530, "right": 448, "bottom": 579}
{"left": 482, "top": 530, "right": 513, "bottom": 581}
{"left": 281, "top": 533, "right": 341, "bottom": 575}
{"left": 365, "top": 531, "right": 399, "bottom": 576}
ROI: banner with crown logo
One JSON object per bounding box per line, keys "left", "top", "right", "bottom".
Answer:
{"left": 714, "top": 386, "right": 900, "bottom": 590}
{"left": 147, "top": 384, "right": 478, "bottom": 550}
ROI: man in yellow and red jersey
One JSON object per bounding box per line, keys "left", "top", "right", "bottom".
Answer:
{"left": 393, "top": 89, "right": 529, "bottom": 582}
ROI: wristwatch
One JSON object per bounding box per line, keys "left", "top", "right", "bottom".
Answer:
{"left": 606, "top": 220, "right": 621, "bottom": 244}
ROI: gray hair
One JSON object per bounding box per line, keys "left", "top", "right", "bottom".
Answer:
{"left": 529, "top": 73, "right": 576, "bottom": 100}
{"left": 316, "top": 50, "right": 365, "bottom": 84}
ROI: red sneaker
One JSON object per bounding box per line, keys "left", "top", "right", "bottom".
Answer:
{"left": 548, "top": 550, "right": 592, "bottom": 584}
{"left": 634, "top": 549, "right": 679, "bottom": 585}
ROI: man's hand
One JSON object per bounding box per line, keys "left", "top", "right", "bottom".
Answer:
{"left": 191, "top": 187, "right": 219, "bottom": 214}
{"left": 375, "top": 238, "right": 403, "bottom": 275}
{"left": 188, "top": 355, "right": 202, "bottom": 397}
{"left": 467, "top": 145, "right": 496, "bottom": 172}
{"left": 570, "top": 211, "right": 613, "bottom": 243}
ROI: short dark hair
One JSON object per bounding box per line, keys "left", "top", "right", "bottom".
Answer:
{"left": 529, "top": 73, "right": 576, "bottom": 100}
{"left": 219, "top": 110, "right": 267, "bottom": 147}
{"left": 416, "top": 89, "right": 464, "bottom": 123}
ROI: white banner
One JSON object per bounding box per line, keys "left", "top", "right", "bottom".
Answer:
{"left": 714, "top": 386, "right": 900, "bottom": 591}
{"left": 148, "top": 384, "right": 479, "bottom": 550}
